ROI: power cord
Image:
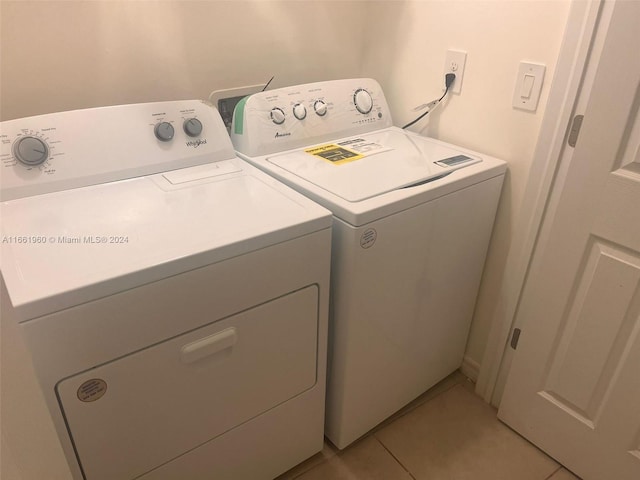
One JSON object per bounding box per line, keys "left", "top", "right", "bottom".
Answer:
{"left": 402, "top": 73, "right": 456, "bottom": 129}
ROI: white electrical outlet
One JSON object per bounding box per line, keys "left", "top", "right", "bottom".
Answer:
{"left": 444, "top": 50, "right": 467, "bottom": 94}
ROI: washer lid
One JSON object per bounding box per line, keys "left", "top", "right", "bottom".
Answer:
{"left": 266, "top": 130, "right": 481, "bottom": 202}
{"left": 0, "top": 159, "right": 331, "bottom": 321}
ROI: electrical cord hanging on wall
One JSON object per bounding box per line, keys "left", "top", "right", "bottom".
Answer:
{"left": 261, "top": 76, "right": 275, "bottom": 92}
{"left": 402, "top": 73, "right": 456, "bottom": 129}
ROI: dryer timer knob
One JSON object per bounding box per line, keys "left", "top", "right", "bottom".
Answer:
{"left": 354, "top": 89, "right": 373, "bottom": 114}
{"left": 154, "top": 122, "right": 175, "bottom": 142}
{"left": 183, "top": 118, "right": 203, "bottom": 137}
{"left": 13, "top": 136, "right": 49, "bottom": 166}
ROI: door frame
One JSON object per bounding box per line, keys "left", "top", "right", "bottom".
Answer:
{"left": 476, "top": 0, "right": 605, "bottom": 406}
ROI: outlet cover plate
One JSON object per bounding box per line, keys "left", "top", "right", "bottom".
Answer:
{"left": 444, "top": 50, "right": 467, "bottom": 94}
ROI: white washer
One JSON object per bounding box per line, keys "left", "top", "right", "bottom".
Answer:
{"left": 0, "top": 100, "right": 332, "bottom": 480}
{"left": 231, "top": 78, "right": 507, "bottom": 449}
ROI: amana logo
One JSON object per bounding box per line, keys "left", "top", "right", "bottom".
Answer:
{"left": 186, "top": 139, "right": 207, "bottom": 148}
{"left": 275, "top": 132, "right": 291, "bottom": 139}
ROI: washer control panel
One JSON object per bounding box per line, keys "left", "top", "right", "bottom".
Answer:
{"left": 0, "top": 100, "right": 235, "bottom": 201}
{"left": 231, "top": 78, "right": 393, "bottom": 157}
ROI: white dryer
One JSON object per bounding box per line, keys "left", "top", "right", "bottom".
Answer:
{"left": 231, "top": 78, "right": 507, "bottom": 449}
{"left": 0, "top": 100, "right": 332, "bottom": 480}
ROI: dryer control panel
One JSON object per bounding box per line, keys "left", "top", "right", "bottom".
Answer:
{"left": 231, "top": 78, "right": 393, "bottom": 157}
{"left": 0, "top": 100, "right": 235, "bottom": 201}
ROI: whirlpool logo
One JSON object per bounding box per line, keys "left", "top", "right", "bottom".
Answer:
{"left": 186, "top": 139, "right": 207, "bottom": 148}
{"left": 275, "top": 132, "right": 291, "bottom": 139}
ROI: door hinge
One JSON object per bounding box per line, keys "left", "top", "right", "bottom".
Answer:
{"left": 568, "top": 114, "right": 584, "bottom": 147}
{"left": 510, "top": 328, "right": 522, "bottom": 350}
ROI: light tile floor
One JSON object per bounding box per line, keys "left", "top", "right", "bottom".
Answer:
{"left": 277, "top": 372, "right": 582, "bottom": 480}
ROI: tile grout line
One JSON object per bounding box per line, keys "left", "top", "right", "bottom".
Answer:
{"left": 289, "top": 456, "right": 327, "bottom": 480}
{"left": 370, "top": 375, "right": 467, "bottom": 436}
{"left": 288, "top": 373, "right": 468, "bottom": 479}
{"left": 373, "top": 435, "right": 418, "bottom": 480}
{"left": 543, "top": 465, "right": 563, "bottom": 480}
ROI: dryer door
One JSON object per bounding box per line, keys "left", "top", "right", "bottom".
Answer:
{"left": 56, "top": 285, "right": 319, "bottom": 480}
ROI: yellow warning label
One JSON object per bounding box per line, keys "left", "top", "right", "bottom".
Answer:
{"left": 304, "top": 144, "right": 364, "bottom": 165}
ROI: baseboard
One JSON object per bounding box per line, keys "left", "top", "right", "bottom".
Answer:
{"left": 460, "top": 355, "right": 480, "bottom": 382}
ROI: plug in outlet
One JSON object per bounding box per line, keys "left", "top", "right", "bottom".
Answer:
{"left": 444, "top": 50, "right": 467, "bottom": 94}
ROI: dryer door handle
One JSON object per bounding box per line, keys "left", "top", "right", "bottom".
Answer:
{"left": 180, "top": 327, "right": 237, "bottom": 364}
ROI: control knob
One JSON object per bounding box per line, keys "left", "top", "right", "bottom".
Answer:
{"left": 270, "top": 108, "right": 285, "bottom": 125}
{"left": 154, "top": 122, "right": 175, "bottom": 142}
{"left": 354, "top": 89, "right": 373, "bottom": 114}
{"left": 183, "top": 118, "right": 203, "bottom": 137}
{"left": 13, "top": 136, "right": 49, "bottom": 166}
{"left": 314, "top": 100, "right": 327, "bottom": 116}
{"left": 293, "top": 103, "right": 307, "bottom": 120}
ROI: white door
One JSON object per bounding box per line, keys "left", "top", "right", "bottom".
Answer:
{"left": 498, "top": 1, "right": 640, "bottom": 479}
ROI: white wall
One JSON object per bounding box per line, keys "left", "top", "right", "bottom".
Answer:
{"left": 0, "top": 0, "right": 367, "bottom": 121}
{"left": 361, "top": 0, "right": 570, "bottom": 372}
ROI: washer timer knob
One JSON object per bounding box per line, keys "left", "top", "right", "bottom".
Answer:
{"left": 354, "top": 88, "right": 373, "bottom": 114}
{"left": 314, "top": 100, "right": 327, "bottom": 116}
{"left": 154, "top": 122, "right": 175, "bottom": 142}
{"left": 183, "top": 118, "right": 203, "bottom": 137}
{"left": 13, "top": 136, "right": 49, "bottom": 166}
{"left": 270, "top": 107, "right": 286, "bottom": 125}
{"left": 293, "top": 103, "right": 307, "bottom": 120}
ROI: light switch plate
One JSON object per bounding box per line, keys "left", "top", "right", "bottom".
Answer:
{"left": 513, "top": 62, "right": 546, "bottom": 111}
{"left": 444, "top": 50, "right": 467, "bottom": 94}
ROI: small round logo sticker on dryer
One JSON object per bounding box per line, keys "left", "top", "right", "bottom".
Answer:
{"left": 360, "top": 228, "right": 377, "bottom": 249}
{"left": 77, "top": 379, "right": 107, "bottom": 402}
